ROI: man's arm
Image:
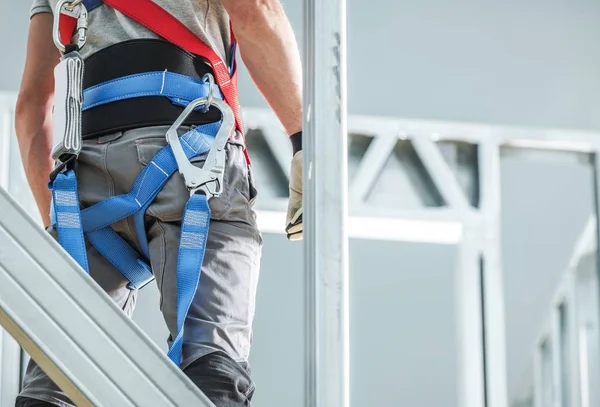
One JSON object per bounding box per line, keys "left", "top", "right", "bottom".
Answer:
{"left": 222, "top": 0, "right": 302, "bottom": 136}
{"left": 222, "top": 0, "right": 304, "bottom": 239}
{"left": 15, "top": 13, "right": 61, "bottom": 228}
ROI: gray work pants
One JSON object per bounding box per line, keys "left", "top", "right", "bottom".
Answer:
{"left": 16, "top": 125, "right": 263, "bottom": 407}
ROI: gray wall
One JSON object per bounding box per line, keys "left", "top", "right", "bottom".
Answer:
{"left": 7, "top": 1, "right": 600, "bottom": 131}
{"left": 236, "top": 0, "right": 600, "bottom": 133}
{"left": 0, "top": 3, "right": 30, "bottom": 93}
{"left": 2, "top": 1, "right": 599, "bottom": 406}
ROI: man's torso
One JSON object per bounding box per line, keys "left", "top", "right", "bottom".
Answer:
{"left": 31, "top": 0, "right": 232, "bottom": 63}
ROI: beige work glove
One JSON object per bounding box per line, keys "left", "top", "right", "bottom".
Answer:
{"left": 285, "top": 133, "right": 303, "bottom": 240}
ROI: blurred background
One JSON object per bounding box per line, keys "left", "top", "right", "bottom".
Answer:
{"left": 2, "top": 1, "right": 600, "bottom": 406}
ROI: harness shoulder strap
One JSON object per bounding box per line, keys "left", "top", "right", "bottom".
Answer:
{"left": 58, "top": 13, "right": 77, "bottom": 46}
{"left": 59, "top": 0, "right": 248, "bottom": 161}
{"left": 104, "top": 0, "right": 244, "bottom": 135}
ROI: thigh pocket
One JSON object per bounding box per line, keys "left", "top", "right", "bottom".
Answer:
{"left": 135, "top": 137, "right": 230, "bottom": 222}
{"left": 246, "top": 164, "right": 259, "bottom": 205}
{"left": 230, "top": 145, "right": 259, "bottom": 207}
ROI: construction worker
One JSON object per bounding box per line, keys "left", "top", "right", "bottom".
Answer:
{"left": 14, "top": 0, "right": 303, "bottom": 406}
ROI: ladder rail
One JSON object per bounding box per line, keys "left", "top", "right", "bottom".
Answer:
{"left": 0, "top": 187, "right": 215, "bottom": 407}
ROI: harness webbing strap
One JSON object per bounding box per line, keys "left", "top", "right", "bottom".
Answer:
{"left": 86, "top": 227, "right": 153, "bottom": 289}
{"left": 59, "top": 18, "right": 77, "bottom": 48}
{"left": 49, "top": 124, "right": 219, "bottom": 364}
{"left": 102, "top": 0, "right": 243, "bottom": 131}
{"left": 80, "top": 123, "right": 218, "bottom": 233}
{"left": 82, "top": 0, "right": 104, "bottom": 11}
{"left": 129, "top": 120, "right": 223, "bottom": 262}
{"left": 167, "top": 193, "right": 211, "bottom": 364}
{"left": 50, "top": 170, "right": 90, "bottom": 273}
{"left": 54, "top": 0, "right": 241, "bottom": 367}
{"left": 59, "top": 0, "right": 249, "bottom": 163}
{"left": 82, "top": 71, "right": 224, "bottom": 111}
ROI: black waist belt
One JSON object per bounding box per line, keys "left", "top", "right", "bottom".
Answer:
{"left": 82, "top": 39, "right": 222, "bottom": 139}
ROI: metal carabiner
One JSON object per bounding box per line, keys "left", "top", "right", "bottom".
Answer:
{"left": 200, "top": 73, "right": 215, "bottom": 113}
{"left": 64, "top": 0, "right": 84, "bottom": 9}
{"left": 75, "top": 7, "right": 89, "bottom": 50}
{"left": 53, "top": 0, "right": 88, "bottom": 53}
{"left": 165, "top": 93, "right": 235, "bottom": 198}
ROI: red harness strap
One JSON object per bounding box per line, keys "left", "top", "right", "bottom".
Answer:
{"left": 59, "top": 15, "right": 77, "bottom": 47}
{"left": 59, "top": 0, "right": 248, "bottom": 162}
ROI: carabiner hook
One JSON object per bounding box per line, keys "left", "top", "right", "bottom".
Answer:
{"left": 53, "top": 0, "right": 88, "bottom": 53}
{"left": 165, "top": 96, "right": 236, "bottom": 199}
{"left": 201, "top": 73, "right": 215, "bottom": 113}
{"left": 64, "top": 0, "right": 83, "bottom": 10}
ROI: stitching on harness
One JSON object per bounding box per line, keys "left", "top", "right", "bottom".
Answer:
{"left": 189, "top": 131, "right": 199, "bottom": 147}
{"left": 180, "top": 231, "right": 205, "bottom": 249}
{"left": 84, "top": 72, "right": 213, "bottom": 109}
{"left": 83, "top": 71, "right": 225, "bottom": 111}
{"left": 86, "top": 91, "right": 167, "bottom": 109}
{"left": 85, "top": 71, "right": 206, "bottom": 92}
{"left": 133, "top": 152, "right": 155, "bottom": 201}
{"left": 85, "top": 72, "right": 161, "bottom": 91}
{"left": 134, "top": 170, "right": 150, "bottom": 202}
{"left": 181, "top": 137, "right": 196, "bottom": 153}
{"left": 193, "top": 131, "right": 201, "bottom": 144}
{"left": 57, "top": 212, "right": 81, "bottom": 228}
{"left": 152, "top": 161, "right": 169, "bottom": 176}
{"left": 160, "top": 69, "right": 167, "bottom": 94}
{"left": 54, "top": 190, "right": 78, "bottom": 206}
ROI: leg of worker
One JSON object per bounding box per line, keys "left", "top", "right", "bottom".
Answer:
{"left": 183, "top": 351, "right": 255, "bottom": 404}
{"left": 154, "top": 218, "right": 261, "bottom": 405}
{"left": 140, "top": 136, "right": 262, "bottom": 406}
{"left": 15, "top": 231, "right": 136, "bottom": 407}
{"left": 15, "top": 132, "right": 138, "bottom": 407}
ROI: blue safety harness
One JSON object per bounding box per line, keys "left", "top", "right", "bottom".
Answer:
{"left": 49, "top": 0, "right": 237, "bottom": 366}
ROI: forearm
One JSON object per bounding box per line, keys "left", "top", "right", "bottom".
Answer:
{"left": 227, "top": 0, "right": 302, "bottom": 136}
{"left": 15, "top": 93, "right": 55, "bottom": 227}
{"left": 16, "top": 13, "right": 61, "bottom": 227}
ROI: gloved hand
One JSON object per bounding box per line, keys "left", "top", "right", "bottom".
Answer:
{"left": 285, "top": 131, "right": 303, "bottom": 240}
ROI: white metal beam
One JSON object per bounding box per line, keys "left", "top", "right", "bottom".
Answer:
{"left": 593, "top": 151, "right": 600, "bottom": 380}
{"left": 479, "top": 137, "right": 509, "bottom": 407}
{"left": 524, "top": 217, "right": 596, "bottom": 407}
{"left": 455, "top": 223, "right": 486, "bottom": 407}
{"left": 303, "top": 0, "right": 349, "bottom": 407}
{"left": 411, "top": 135, "right": 471, "bottom": 210}
{"left": 567, "top": 274, "right": 582, "bottom": 407}
{"left": 246, "top": 105, "right": 600, "bottom": 155}
{"left": 255, "top": 210, "right": 462, "bottom": 244}
{"left": 346, "top": 113, "right": 600, "bottom": 152}
{"left": 532, "top": 339, "right": 547, "bottom": 407}
{"left": 350, "top": 133, "right": 397, "bottom": 204}
{"left": 0, "top": 187, "right": 215, "bottom": 407}
{"left": 551, "top": 306, "right": 564, "bottom": 407}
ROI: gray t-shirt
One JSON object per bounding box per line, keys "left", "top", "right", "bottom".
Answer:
{"left": 31, "top": 0, "right": 232, "bottom": 64}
